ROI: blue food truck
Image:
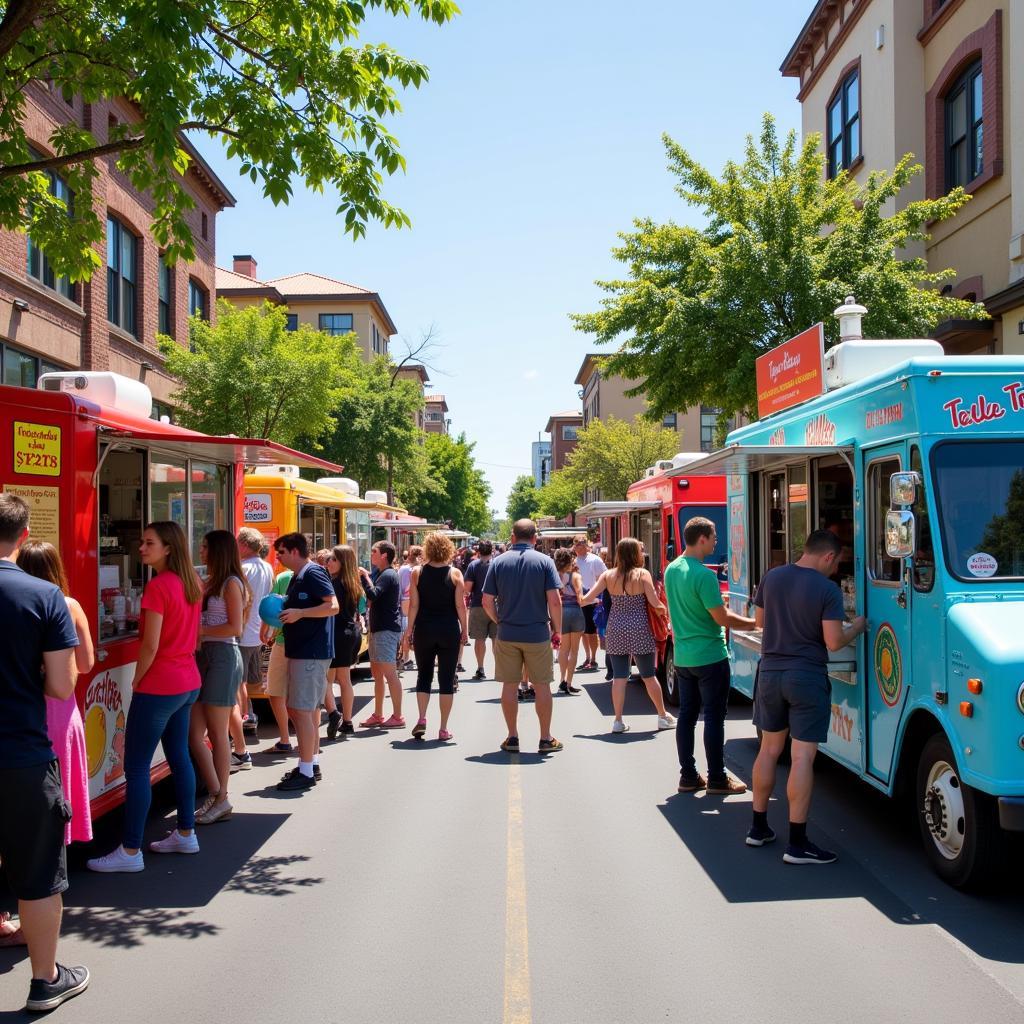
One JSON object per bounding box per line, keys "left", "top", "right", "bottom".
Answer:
{"left": 683, "top": 300, "right": 1024, "bottom": 887}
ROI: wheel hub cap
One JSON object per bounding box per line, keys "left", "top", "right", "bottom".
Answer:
{"left": 922, "top": 759, "right": 965, "bottom": 860}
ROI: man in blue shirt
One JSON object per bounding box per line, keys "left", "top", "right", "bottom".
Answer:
{"left": 482, "top": 519, "right": 563, "bottom": 754}
{"left": 0, "top": 493, "right": 88, "bottom": 1011}
{"left": 275, "top": 532, "right": 338, "bottom": 791}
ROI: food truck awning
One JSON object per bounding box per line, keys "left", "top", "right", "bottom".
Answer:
{"left": 576, "top": 500, "right": 661, "bottom": 517}
{"left": 537, "top": 528, "right": 583, "bottom": 539}
{"left": 371, "top": 517, "right": 444, "bottom": 530}
{"left": 438, "top": 529, "right": 471, "bottom": 539}
{"left": 666, "top": 444, "right": 854, "bottom": 476}
{"left": 100, "top": 429, "right": 343, "bottom": 472}
{"left": 300, "top": 494, "right": 376, "bottom": 509}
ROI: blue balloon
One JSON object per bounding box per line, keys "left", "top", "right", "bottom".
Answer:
{"left": 258, "top": 593, "right": 285, "bottom": 629}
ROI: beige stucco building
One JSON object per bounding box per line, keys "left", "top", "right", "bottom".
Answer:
{"left": 783, "top": 0, "right": 1023, "bottom": 354}
{"left": 423, "top": 394, "right": 449, "bottom": 434}
{"left": 215, "top": 255, "right": 397, "bottom": 361}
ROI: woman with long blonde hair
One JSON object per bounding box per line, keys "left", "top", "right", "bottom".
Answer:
{"left": 582, "top": 537, "right": 675, "bottom": 734}
{"left": 88, "top": 521, "right": 203, "bottom": 872}
{"left": 324, "top": 544, "right": 362, "bottom": 738}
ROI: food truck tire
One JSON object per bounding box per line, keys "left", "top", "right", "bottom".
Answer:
{"left": 916, "top": 733, "right": 1001, "bottom": 889}
{"left": 658, "top": 648, "right": 680, "bottom": 708}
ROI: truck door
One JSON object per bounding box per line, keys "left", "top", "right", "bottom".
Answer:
{"left": 864, "top": 445, "right": 911, "bottom": 783}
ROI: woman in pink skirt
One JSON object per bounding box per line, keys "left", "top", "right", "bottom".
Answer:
{"left": 16, "top": 541, "right": 94, "bottom": 845}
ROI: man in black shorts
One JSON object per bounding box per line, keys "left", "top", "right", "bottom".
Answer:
{"left": 748, "top": 530, "right": 867, "bottom": 865}
{"left": 0, "top": 494, "right": 89, "bottom": 1011}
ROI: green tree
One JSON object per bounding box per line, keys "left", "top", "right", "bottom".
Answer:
{"left": 536, "top": 470, "right": 583, "bottom": 520}
{"left": 158, "top": 300, "right": 356, "bottom": 446}
{"left": 980, "top": 470, "right": 1024, "bottom": 576}
{"left": 572, "top": 115, "right": 986, "bottom": 423}
{"left": 506, "top": 473, "right": 539, "bottom": 522}
{"left": 0, "top": 0, "right": 459, "bottom": 280}
{"left": 319, "top": 357, "right": 429, "bottom": 502}
{"left": 407, "top": 433, "right": 491, "bottom": 535}
{"left": 563, "top": 415, "right": 678, "bottom": 501}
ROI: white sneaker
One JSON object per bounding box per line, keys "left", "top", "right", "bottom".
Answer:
{"left": 657, "top": 714, "right": 676, "bottom": 730}
{"left": 149, "top": 830, "right": 200, "bottom": 855}
{"left": 611, "top": 720, "right": 630, "bottom": 734}
{"left": 87, "top": 846, "right": 144, "bottom": 873}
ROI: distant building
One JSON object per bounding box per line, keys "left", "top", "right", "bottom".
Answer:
{"left": 531, "top": 439, "right": 552, "bottom": 488}
{"left": 544, "top": 410, "right": 583, "bottom": 473}
{"left": 424, "top": 394, "right": 449, "bottom": 434}
{"left": 216, "top": 255, "right": 397, "bottom": 361}
{"left": 395, "top": 363, "right": 430, "bottom": 430}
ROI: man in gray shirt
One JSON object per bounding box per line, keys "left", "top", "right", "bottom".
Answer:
{"left": 482, "top": 520, "right": 563, "bottom": 754}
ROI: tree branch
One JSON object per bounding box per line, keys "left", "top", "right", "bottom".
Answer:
{"left": 0, "top": 0, "right": 45, "bottom": 62}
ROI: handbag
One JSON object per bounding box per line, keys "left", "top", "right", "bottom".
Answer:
{"left": 646, "top": 601, "right": 669, "bottom": 666}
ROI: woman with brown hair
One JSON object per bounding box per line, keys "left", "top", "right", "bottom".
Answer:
{"left": 582, "top": 537, "right": 676, "bottom": 734}
{"left": 189, "top": 530, "right": 251, "bottom": 825}
{"left": 88, "top": 521, "right": 203, "bottom": 872}
{"left": 15, "top": 542, "right": 94, "bottom": 847}
{"left": 407, "top": 531, "right": 468, "bottom": 742}
{"left": 553, "top": 547, "right": 584, "bottom": 695}
{"left": 324, "top": 544, "right": 362, "bottom": 738}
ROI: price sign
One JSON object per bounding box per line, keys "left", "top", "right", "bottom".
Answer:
{"left": 13, "top": 421, "right": 61, "bottom": 476}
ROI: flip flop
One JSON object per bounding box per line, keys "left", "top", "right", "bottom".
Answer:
{"left": 0, "top": 912, "right": 26, "bottom": 947}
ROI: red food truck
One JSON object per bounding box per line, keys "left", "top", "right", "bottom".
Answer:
{"left": 576, "top": 453, "right": 727, "bottom": 706}
{"left": 0, "top": 371, "right": 339, "bottom": 817}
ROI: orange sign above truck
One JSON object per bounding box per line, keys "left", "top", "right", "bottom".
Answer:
{"left": 755, "top": 323, "right": 825, "bottom": 418}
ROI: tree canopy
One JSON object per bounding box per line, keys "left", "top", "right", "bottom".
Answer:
{"left": 159, "top": 300, "right": 356, "bottom": 447}
{"left": 407, "top": 433, "right": 491, "bottom": 536}
{"left": 0, "top": 0, "right": 459, "bottom": 280}
{"left": 506, "top": 474, "right": 539, "bottom": 522}
{"left": 535, "top": 470, "right": 583, "bottom": 520}
{"left": 572, "top": 115, "right": 986, "bottom": 423}
{"left": 563, "top": 415, "right": 678, "bottom": 501}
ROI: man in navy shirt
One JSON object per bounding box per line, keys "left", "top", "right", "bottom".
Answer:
{"left": 482, "top": 519, "right": 563, "bottom": 754}
{"left": 0, "top": 493, "right": 88, "bottom": 1011}
{"left": 275, "top": 532, "right": 338, "bottom": 791}
{"left": 748, "top": 530, "right": 867, "bottom": 864}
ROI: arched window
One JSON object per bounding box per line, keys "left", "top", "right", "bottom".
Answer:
{"left": 945, "top": 60, "right": 983, "bottom": 190}
{"left": 826, "top": 67, "right": 860, "bottom": 179}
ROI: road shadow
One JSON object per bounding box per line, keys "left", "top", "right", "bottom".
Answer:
{"left": 389, "top": 738, "right": 452, "bottom": 751}
{"left": 582, "top": 680, "right": 661, "bottom": 718}
{"left": 573, "top": 730, "right": 661, "bottom": 744}
{"left": 465, "top": 751, "right": 546, "bottom": 767}
{"left": 59, "top": 905, "right": 220, "bottom": 949}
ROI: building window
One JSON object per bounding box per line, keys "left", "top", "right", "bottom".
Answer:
{"left": 662, "top": 412, "right": 678, "bottom": 430}
{"left": 426, "top": 411, "right": 443, "bottom": 422}
{"left": 699, "top": 407, "right": 733, "bottom": 452}
{"left": 562, "top": 425, "right": 578, "bottom": 441}
{"left": 201, "top": 211, "right": 208, "bottom": 240}
{"left": 319, "top": 313, "right": 354, "bottom": 336}
{"left": 151, "top": 399, "right": 174, "bottom": 423}
{"left": 826, "top": 68, "right": 860, "bottom": 178}
{"left": 188, "top": 280, "right": 208, "bottom": 320}
{"left": 106, "top": 215, "right": 137, "bottom": 336}
{"left": 158, "top": 255, "right": 173, "bottom": 336}
{"left": 286, "top": 313, "right": 298, "bottom": 331}
{"left": 945, "top": 60, "right": 983, "bottom": 190}
{"left": 1, "top": 342, "right": 59, "bottom": 389}
{"left": 26, "top": 154, "right": 75, "bottom": 301}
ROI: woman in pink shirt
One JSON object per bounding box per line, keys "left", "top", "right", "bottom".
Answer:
{"left": 88, "top": 522, "right": 203, "bottom": 873}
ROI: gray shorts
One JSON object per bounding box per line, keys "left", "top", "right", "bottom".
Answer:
{"left": 368, "top": 630, "right": 401, "bottom": 664}
{"left": 609, "top": 651, "right": 656, "bottom": 679}
{"left": 286, "top": 658, "right": 331, "bottom": 712}
{"left": 468, "top": 606, "right": 497, "bottom": 641}
{"left": 752, "top": 667, "right": 832, "bottom": 743}
{"left": 561, "top": 605, "right": 586, "bottom": 635}
{"left": 198, "top": 642, "right": 243, "bottom": 706}
{"left": 239, "top": 645, "right": 263, "bottom": 686}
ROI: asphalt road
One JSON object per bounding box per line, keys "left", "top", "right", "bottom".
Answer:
{"left": 3, "top": 651, "right": 1024, "bottom": 1023}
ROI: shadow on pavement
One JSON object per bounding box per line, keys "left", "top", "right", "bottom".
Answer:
{"left": 465, "top": 751, "right": 546, "bottom": 767}
{"left": 573, "top": 730, "right": 660, "bottom": 744}
{"left": 59, "top": 905, "right": 220, "bottom": 949}
{"left": 582, "top": 680, "right": 660, "bottom": 717}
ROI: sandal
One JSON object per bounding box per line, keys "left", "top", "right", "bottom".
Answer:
{"left": 438, "top": 729, "right": 454, "bottom": 742}
{"left": 0, "top": 911, "right": 26, "bottom": 947}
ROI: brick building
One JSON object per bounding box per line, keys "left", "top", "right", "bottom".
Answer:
{"left": 0, "top": 84, "right": 234, "bottom": 412}
{"left": 544, "top": 410, "right": 583, "bottom": 473}
{"left": 423, "top": 394, "right": 449, "bottom": 434}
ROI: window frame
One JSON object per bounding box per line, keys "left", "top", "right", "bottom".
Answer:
{"left": 944, "top": 59, "right": 983, "bottom": 190}
{"left": 158, "top": 254, "right": 173, "bottom": 336}
{"left": 106, "top": 214, "right": 137, "bottom": 336}
{"left": 26, "top": 150, "right": 75, "bottom": 301}
{"left": 825, "top": 63, "right": 861, "bottom": 179}
{"left": 285, "top": 313, "right": 298, "bottom": 332}
{"left": 188, "top": 279, "right": 209, "bottom": 321}
{"left": 867, "top": 454, "right": 904, "bottom": 587}
{"left": 319, "top": 313, "right": 354, "bottom": 336}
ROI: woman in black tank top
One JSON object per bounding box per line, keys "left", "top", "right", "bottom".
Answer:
{"left": 407, "top": 533, "right": 469, "bottom": 741}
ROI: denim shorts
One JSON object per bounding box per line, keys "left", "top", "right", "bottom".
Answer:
{"left": 198, "top": 642, "right": 243, "bottom": 706}
{"left": 561, "top": 605, "right": 586, "bottom": 634}
{"left": 368, "top": 630, "right": 401, "bottom": 664}
{"left": 753, "top": 667, "right": 832, "bottom": 743}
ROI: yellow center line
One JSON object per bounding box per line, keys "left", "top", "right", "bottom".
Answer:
{"left": 503, "top": 761, "right": 531, "bottom": 1024}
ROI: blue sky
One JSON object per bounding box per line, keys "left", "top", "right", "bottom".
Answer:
{"left": 206, "top": 0, "right": 816, "bottom": 512}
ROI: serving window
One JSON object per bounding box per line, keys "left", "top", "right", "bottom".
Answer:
{"left": 298, "top": 500, "right": 341, "bottom": 554}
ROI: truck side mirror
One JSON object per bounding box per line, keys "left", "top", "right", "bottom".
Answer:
{"left": 885, "top": 510, "right": 915, "bottom": 559}
{"left": 890, "top": 471, "right": 920, "bottom": 507}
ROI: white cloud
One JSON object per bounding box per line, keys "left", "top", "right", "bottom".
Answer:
{"left": 522, "top": 369, "right": 539, "bottom": 381}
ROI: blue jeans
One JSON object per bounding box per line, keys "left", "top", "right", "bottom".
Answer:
{"left": 123, "top": 689, "right": 199, "bottom": 850}
{"left": 675, "top": 659, "right": 731, "bottom": 785}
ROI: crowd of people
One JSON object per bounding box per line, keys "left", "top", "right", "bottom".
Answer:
{"left": 0, "top": 488, "right": 863, "bottom": 1011}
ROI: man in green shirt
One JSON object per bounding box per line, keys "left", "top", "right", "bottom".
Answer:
{"left": 664, "top": 516, "right": 755, "bottom": 795}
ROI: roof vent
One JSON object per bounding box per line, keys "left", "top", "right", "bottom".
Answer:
{"left": 364, "top": 489, "right": 388, "bottom": 504}
{"left": 264, "top": 464, "right": 301, "bottom": 478}
{"left": 317, "top": 477, "right": 359, "bottom": 496}
{"left": 670, "top": 452, "right": 706, "bottom": 469}
{"left": 654, "top": 460, "right": 675, "bottom": 474}
{"left": 37, "top": 371, "right": 152, "bottom": 419}
{"left": 834, "top": 295, "right": 867, "bottom": 342}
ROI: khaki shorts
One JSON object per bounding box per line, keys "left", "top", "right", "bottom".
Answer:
{"left": 468, "top": 606, "right": 497, "bottom": 641}
{"left": 494, "top": 638, "right": 554, "bottom": 686}
{"left": 287, "top": 658, "right": 331, "bottom": 712}
{"left": 266, "top": 643, "right": 288, "bottom": 698}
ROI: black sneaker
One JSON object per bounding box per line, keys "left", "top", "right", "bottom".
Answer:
{"left": 677, "top": 773, "right": 707, "bottom": 793}
{"left": 745, "top": 824, "right": 777, "bottom": 847}
{"left": 558, "top": 681, "right": 568, "bottom": 694}
{"left": 242, "top": 713, "right": 259, "bottom": 734}
{"left": 327, "top": 710, "right": 342, "bottom": 740}
{"left": 230, "top": 751, "right": 252, "bottom": 772}
{"left": 524, "top": 686, "right": 536, "bottom": 701}
{"left": 277, "top": 768, "right": 316, "bottom": 791}
{"left": 313, "top": 764, "right": 322, "bottom": 782}
{"left": 473, "top": 668, "right": 486, "bottom": 680}
{"left": 340, "top": 719, "right": 354, "bottom": 734}
{"left": 456, "top": 663, "right": 466, "bottom": 673}
{"left": 783, "top": 840, "right": 837, "bottom": 865}
{"left": 26, "top": 963, "right": 90, "bottom": 1012}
